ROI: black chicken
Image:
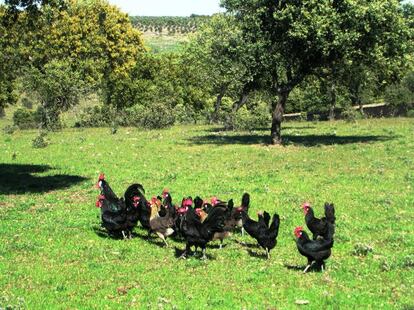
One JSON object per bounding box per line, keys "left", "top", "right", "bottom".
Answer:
{"left": 242, "top": 210, "right": 280, "bottom": 259}
{"left": 302, "top": 202, "right": 336, "bottom": 240}
{"left": 124, "top": 183, "right": 147, "bottom": 236}
{"left": 96, "top": 174, "right": 128, "bottom": 238}
{"left": 294, "top": 225, "right": 334, "bottom": 273}
{"left": 177, "top": 201, "right": 228, "bottom": 259}
{"left": 195, "top": 198, "right": 238, "bottom": 249}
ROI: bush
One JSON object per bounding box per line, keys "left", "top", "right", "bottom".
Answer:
{"left": 173, "top": 104, "right": 197, "bottom": 124}
{"left": 75, "top": 105, "right": 113, "bottom": 128}
{"left": 32, "top": 132, "right": 48, "bottom": 148}
{"left": 406, "top": 109, "right": 414, "bottom": 118}
{"left": 126, "top": 102, "right": 176, "bottom": 129}
{"left": 384, "top": 83, "right": 414, "bottom": 114}
{"left": 341, "top": 107, "right": 364, "bottom": 123}
{"left": 232, "top": 105, "right": 271, "bottom": 131}
{"left": 20, "top": 96, "right": 34, "bottom": 109}
{"left": 3, "top": 125, "right": 17, "bottom": 134}
{"left": 13, "top": 108, "right": 40, "bottom": 129}
{"left": 352, "top": 243, "right": 373, "bottom": 256}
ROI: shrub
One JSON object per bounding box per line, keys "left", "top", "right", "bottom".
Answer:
{"left": 173, "top": 104, "right": 197, "bottom": 124}
{"left": 75, "top": 105, "right": 113, "bottom": 128}
{"left": 126, "top": 103, "right": 176, "bottom": 129}
{"left": 3, "top": 125, "right": 17, "bottom": 134}
{"left": 13, "top": 108, "right": 39, "bottom": 129}
{"left": 20, "top": 96, "right": 34, "bottom": 109}
{"left": 352, "top": 243, "right": 373, "bottom": 256}
{"left": 384, "top": 83, "right": 414, "bottom": 114}
{"left": 32, "top": 132, "right": 48, "bottom": 148}
{"left": 406, "top": 109, "right": 414, "bottom": 118}
{"left": 341, "top": 107, "right": 364, "bottom": 123}
{"left": 228, "top": 104, "right": 271, "bottom": 131}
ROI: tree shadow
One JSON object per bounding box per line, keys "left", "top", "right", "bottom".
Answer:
{"left": 187, "top": 133, "right": 392, "bottom": 147}
{"left": 0, "top": 163, "right": 87, "bottom": 195}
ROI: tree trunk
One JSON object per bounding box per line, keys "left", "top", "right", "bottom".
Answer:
{"left": 212, "top": 87, "right": 226, "bottom": 122}
{"left": 270, "top": 91, "right": 289, "bottom": 145}
{"left": 232, "top": 90, "right": 249, "bottom": 112}
{"left": 328, "top": 83, "right": 336, "bottom": 121}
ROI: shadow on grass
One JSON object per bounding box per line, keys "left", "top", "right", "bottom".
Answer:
{"left": 187, "top": 133, "right": 392, "bottom": 146}
{"left": 284, "top": 263, "right": 324, "bottom": 273}
{"left": 247, "top": 249, "right": 268, "bottom": 260}
{"left": 0, "top": 163, "right": 87, "bottom": 195}
{"left": 174, "top": 246, "right": 217, "bottom": 260}
{"left": 234, "top": 240, "right": 260, "bottom": 249}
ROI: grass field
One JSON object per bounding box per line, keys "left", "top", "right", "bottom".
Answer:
{"left": 1, "top": 117, "right": 413, "bottom": 309}
{"left": 142, "top": 32, "right": 189, "bottom": 53}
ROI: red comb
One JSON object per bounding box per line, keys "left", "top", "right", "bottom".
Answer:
{"left": 294, "top": 226, "right": 303, "bottom": 237}
{"left": 302, "top": 202, "right": 310, "bottom": 208}
{"left": 183, "top": 198, "right": 193, "bottom": 207}
{"left": 98, "top": 173, "right": 105, "bottom": 181}
{"left": 211, "top": 197, "right": 218, "bottom": 206}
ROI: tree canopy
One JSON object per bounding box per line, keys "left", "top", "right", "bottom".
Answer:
{"left": 222, "top": 0, "right": 412, "bottom": 144}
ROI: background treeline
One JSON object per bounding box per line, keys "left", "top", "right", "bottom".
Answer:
{"left": 1, "top": 0, "right": 414, "bottom": 141}
{"left": 130, "top": 15, "right": 210, "bottom": 34}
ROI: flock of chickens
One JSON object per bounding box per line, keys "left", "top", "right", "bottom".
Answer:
{"left": 95, "top": 174, "right": 336, "bottom": 272}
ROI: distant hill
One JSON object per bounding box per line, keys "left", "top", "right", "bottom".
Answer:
{"left": 130, "top": 15, "right": 211, "bottom": 35}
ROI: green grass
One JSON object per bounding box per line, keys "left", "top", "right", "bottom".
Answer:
{"left": 142, "top": 32, "right": 189, "bottom": 53}
{"left": 1, "top": 117, "right": 414, "bottom": 309}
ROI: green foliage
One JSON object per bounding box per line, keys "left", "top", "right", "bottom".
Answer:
{"left": 3, "top": 124, "right": 17, "bottom": 134}
{"left": 353, "top": 243, "right": 374, "bottom": 257}
{"left": 75, "top": 104, "right": 121, "bottom": 128}
{"left": 407, "top": 109, "right": 414, "bottom": 118}
{"left": 23, "top": 60, "right": 84, "bottom": 129}
{"left": 126, "top": 102, "right": 175, "bottom": 129}
{"left": 384, "top": 71, "right": 414, "bottom": 114}
{"left": 12, "top": 107, "right": 40, "bottom": 129}
{"left": 31, "top": 131, "right": 48, "bottom": 148}
{"left": 130, "top": 15, "right": 209, "bottom": 35}
{"left": 341, "top": 107, "right": 365, "bottom": 123}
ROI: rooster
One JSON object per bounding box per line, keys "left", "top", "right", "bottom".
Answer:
{"left": 177, "top": 200, "right": 228, "bottom": 259}
{"left": 302, "top": 202, "right": 336, "bottom": 240}
{"left": 124, "top": 183, "right": 147, "bottom": 236}
{"left": 241, "top": 210, "right": 280, "bottom": 259}
{"left": 294, "top": 225, "right": 334, "bottom": 273}
{"left": 195, "top": 199, "right": 238, "bottom": 249}
{"left": 95, "top": 174, "right": 128, "bottom": 238}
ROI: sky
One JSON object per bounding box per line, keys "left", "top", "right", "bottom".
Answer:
{"left": 107, "top": 0, "right": 224, "bottom": 16}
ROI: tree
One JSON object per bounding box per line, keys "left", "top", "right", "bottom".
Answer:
{"left": 1, "top": 0, "right": 144, "bottom": 118}
{"left": 222, "top": 0, "right": 411, "bottom": 144}
{"left": 23, "top": 60, "right": 85, "bottom": 129}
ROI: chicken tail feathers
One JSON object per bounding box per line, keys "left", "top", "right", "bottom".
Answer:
{"left": 268, "top": 213, "right": 280, "bottom": 239}
{"left": 241, "top": 193, "right": 250, "bottom": 211}
{"left": 324, "top": 203, "right": 336, "bottom": 224}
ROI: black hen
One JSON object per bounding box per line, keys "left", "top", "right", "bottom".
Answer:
{"left": 124, "top": 183, "right": 147, "bottom": 236}
{"left": 96, "top": 174, "right": 128, "bottom": 238}
{"left": 242, "top": 210, "right": 280, "bottom": 259}
{"left": 302, "top": 202, "right": 336, "bottom": 240}
{"left": 177, "top": 202, "right": 228, "bottom": 259}
{"left": 238, "top": 193, "right": 250, "bottom": 235}
{"left": 294, "top": 225, "right": 334, "bottom": 273}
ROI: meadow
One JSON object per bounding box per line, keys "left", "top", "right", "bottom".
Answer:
{"left": 0, "top": 117, "right": 413, "bottom": 309}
